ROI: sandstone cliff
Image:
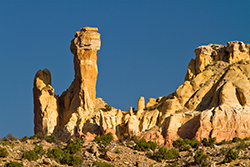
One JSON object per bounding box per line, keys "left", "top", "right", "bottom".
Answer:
{"left": 33, "top": 27, "right": 250, "bottom": 145}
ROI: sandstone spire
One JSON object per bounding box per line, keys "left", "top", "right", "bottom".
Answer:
{"left": 69, "top": 26, "right": 101, "bottom": 112}
{"left": 33, "top": 69, "right": 58, "bottom": 135}
{"left": 33, "top": 27, "right": 101, "bottom": 137}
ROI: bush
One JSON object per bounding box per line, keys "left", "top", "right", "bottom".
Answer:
{"left": 46, "top": 140, "right": 83, "bottom": 166}
{"left": 153, "top": 147, "right": 179, "bottom": 162}
{"left": 46, "top": 135, "right": 57, "bottom": 143}
{"left": 232, "top": 137, "right": 242, "bottom": 143}
{"left": 172, "top": 138, "right": 185, "bottom": 148}
{"left": 105, "top": 104, "right": 112, "bottom": 111}
{"left": 60, "top": 152, "right": 83, "bottom": 166}
{"left": 194, "top": 150, "right": 208, "bottom": 166}
{"left": 3, "top": 133, "right": 17, "bottom": 141}
{"left": 202, "top": 137, "right": 216, "bottom": 147}
{"left": 146, "top": 152, "right": 152, "bottom": 157}
{"left": 165, "top": 161, "right": 179, "bottom": 167}
{"left": 65, "top": 138, "right": 82, "bottom": 154}
{"left": 22, "top": 150, "right": 39, "bottom": 161}
{"left": 0, "top": 147, "right": 9, "bottom": 158}
{"left": 243, "top": 136, "right": 250, "bottom": 141}
{"left": 223, "top": 147, "right": 238, "bottom": 163}
{"left": 189, "top": 138, "right": 200, "bottom": 148}
{"left": 173, "top": 138, "right": 199, "bottom": 149}
{"left": 123, "top": 133, "right": 130, "bottom": 139}
{"left": 236, "top": 140, "right": 249, "bottom": 150}
{"left": 34, "top": 145, "right": 46, "bottom": 155}
{"left": 135, "top": 138, "right": 157, "bottom": 151}
{"left": 94, "top": 132, "right": 113, "bottom": 146}
{"left": 216, "top": 139, "right": 232, "bottom": 145}
{"left": 47, "top": 147, "right": 64, "bottom": 162}
{"left": 0, "top": 141, "right": 13, "bottom": 147}
{"left": 4, "top": 161, "right": 23, "bottom": 167}
{"left": 20, "top": 136, "right": 29, "bottom": 142}
{"left": 181, "top": 145, "right": 191, "bottom": 151}
{"left": 93, "top": 161, "right": 114, "bottom": 167}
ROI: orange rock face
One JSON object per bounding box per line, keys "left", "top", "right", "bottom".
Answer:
{"left": 33, "top": 69, "right": 58, "bottom": 135}
{"left": 33, "top": 27, "right": 101, "bottom": 138}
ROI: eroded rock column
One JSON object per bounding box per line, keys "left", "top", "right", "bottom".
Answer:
{"left": 69, "top": 27, "right": 101, "bottom": 113}
{"left": 33, "top": 69, "right": 58, "bottom": 135}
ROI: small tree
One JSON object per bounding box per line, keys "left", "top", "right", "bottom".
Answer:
{"left": 94, "top": 132, "right": 113, "bottom": 146}
{"left": 0, "top": 147, "right": 9, "bottom": 158}
{"left": 223, "top": 147, "right": 238, "bottom": 163}
{"left": 194, "top": 150, "right": 208, "bottom": 166}
{"left": 105, "top": 104, "right": 112, "bottom": 111}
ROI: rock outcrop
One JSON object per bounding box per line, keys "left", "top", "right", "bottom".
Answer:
{"left": 33, "top": 69, "right": 58, "bottom": 135}
{"left": 34, "top": 27, "right": 101, "bottom": 139}
{"left": 33, "top": 27, "right": 250, "bottom": 145}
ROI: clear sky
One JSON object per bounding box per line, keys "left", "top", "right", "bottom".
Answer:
{"left": 0, "top": 1, "right": 249, "bottom": 138}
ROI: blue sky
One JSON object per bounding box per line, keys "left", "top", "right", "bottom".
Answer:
{"left": 0, "top": 1, "right": 249, "bottom": 138}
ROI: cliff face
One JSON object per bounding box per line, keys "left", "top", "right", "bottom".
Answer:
{"left": 33, "top": 27, "right": 250, "bottom": 145}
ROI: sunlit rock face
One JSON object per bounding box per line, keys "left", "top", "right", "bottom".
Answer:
{"left": 33, "top": 27, "right": 101, "bottom": 139}
{"left": 33, "top": 69, "right": 58, "bottom": 135}
{"left": 33, "top": 29, "right": 250, "bottom": 145}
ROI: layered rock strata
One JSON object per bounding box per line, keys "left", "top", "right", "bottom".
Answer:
{"left": 33, "top": 28, "right": 250, "bottom": 145}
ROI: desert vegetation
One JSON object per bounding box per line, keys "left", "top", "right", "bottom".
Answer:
{"left": 1, "top": 132, "right": 250, "bottom": 166}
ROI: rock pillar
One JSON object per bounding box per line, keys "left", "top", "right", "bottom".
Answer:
{"left": 33, "top": 69, "right": 58, "bottom": 135}
{"left": 69, "top": 26, "right": 101, "bottom": 112}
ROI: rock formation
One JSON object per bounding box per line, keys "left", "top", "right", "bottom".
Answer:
{"left": 34, "top": 26, "right": 101, "bottom": 138}
{"left": 33, "top": 27, "right": 250, "bottom": 145}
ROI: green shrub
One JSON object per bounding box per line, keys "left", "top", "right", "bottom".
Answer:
{"left": 189, "top": 138, "right": 200, "bottom": 148}
{"left": 182, "top": 145, "right": 191, "bottom": 151}
{"left": 22, "top": 150, "right": 39, "bottom": 161}
{"left": 232, "top": 137, "right": 242, "bottom": 143}
{"left": 146, "top": 152, "right": 152, "bottom": 157}
{"left": 20, "top": 136, "right": 29, "bottom": 142}
{"left": 0, "top": 147, "right": 9, "bottom": 158}
{"left": 3, "top": 133, "right": 17, "bottom": 141}
{"left": 153, "top": 147, "right": 179, "bottom": 162}
{"left": 29, "top": 132, "right": 46, "bottom": 140}
{"left": 165, "top": 161, "right": 179, "bottom": 167}
{"left": 0, "top": 141, "right": 13, "bottom": 147}
{"left": 94, "top": 132, "right": 113, "bottom": 146}
{"left": 47, "top": 146, "right": 83, "bottom": 166}
{"left": 123, "top": 133, "right": 130, "bottom": 139}
{"left": 93, "top": 160, "right": 114, "bottom": 167}
{"left": 46, "top": 135, "right": 57, "bottom": 143}
{"left": 105, "top": 104, "right": 112, "bottom": 111}
{"left": 145, "top": 105, "right": 158, "bottom": 110}
{"left": 173, "top": 138, "right": 199, "bottom": 149}
{"left": 243, "top": 136, "right": 250, "bottom": 141}
{"left": 34, "top": 145, "right": 46, "bottom": 155}
{"left": 131, "top": 135, "right": 139, "bottom": 143}
{"left": 216, "top": 139, "right": 232, "bottom": 145}
{"left": 223, "top": 147, "right": 238, "bottom": 163}
{"left": 65, "top": 138, "right": 82, "bottom": 154}
{"left": 236, "top": 140, "right": 249, "bottom": 150}
{"left": 172, "top": 138, "right": 185, "bottom": 148}
{"left": 4, "top": 161, "right": 23, "bottom": 167}
{"left": 202, "top": 137, "right": 216, "bottom": 147}
{"left": 60, "top": 152, "right": 83, "bottom": 166}
{"left": 135, "top": 138, "right": 157, "bottom": 151}
{"left": 117, "top": 132, "right": 124, "bottom": 142}
{"left": 47, "top": 147, "right": 64, "bottom": 162}
{"left": 194, "top": 150, "right": 208, "bottom": 166}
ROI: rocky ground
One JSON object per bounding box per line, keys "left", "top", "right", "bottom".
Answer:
{"left": 1, "top": 134, "right": 250, "bottom": 167}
